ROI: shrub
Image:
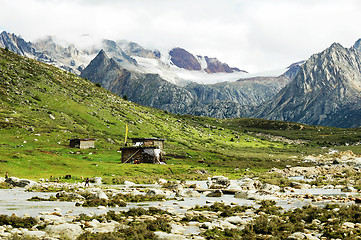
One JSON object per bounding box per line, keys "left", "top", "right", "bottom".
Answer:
{"left": 0, "top": 215, "right": 37, "bottom": 228}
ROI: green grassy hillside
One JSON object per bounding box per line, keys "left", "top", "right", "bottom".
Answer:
{"left": 0, "top": 47, "right": 360, "bottom": 183}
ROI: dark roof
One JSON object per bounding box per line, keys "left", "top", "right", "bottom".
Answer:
{"left": 69, "top": 138, "right": 96, "bottom": 141}
{"left": 120, "top": 146, "right": 158, "bottom": 150}
{"left": 131, "top": 138, "right": 166, "bottom": 141}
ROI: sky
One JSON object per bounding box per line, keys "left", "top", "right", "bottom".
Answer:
{"left": 1, "top": 0, "right": 361, "bottom": 73}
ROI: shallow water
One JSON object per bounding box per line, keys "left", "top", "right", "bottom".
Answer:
{"left": 0, "top": 181, "right": 358, "bottom": 218}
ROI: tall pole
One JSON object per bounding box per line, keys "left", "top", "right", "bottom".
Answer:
{"left": 124, "top": 123, "right": 128, "bottom": 145}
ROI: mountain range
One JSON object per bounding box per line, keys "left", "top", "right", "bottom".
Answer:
{"left": 1, "top": 31, "right": 360, "bottom": 128}
{"left": 255, "top": 42, "right": 361, "bottom": 128}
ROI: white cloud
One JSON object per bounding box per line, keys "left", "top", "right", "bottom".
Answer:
{"left": 1, "top": 0, "right": 361, "bottom": 72}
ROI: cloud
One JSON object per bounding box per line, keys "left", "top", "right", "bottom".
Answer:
{"left": 1, "top": 0, "right": 361, "bottom": 72}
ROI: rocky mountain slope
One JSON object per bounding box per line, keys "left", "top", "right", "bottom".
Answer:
{"left": 0, "top": 31, "right": 249, "bottom": 85}
{"left": 81, "top": 50, "right": 290, "bottom": 118}
{"left": 254, "top": 42, "right": 361, "bottom": 128}
{"left": 169, "top": 47, "right": 244, "bottom": 73}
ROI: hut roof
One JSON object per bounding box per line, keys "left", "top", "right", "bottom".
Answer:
{"left": 119, "top": 146, "right": 158, "bottom": 150}
{"left": 131, "top": 138, "right": 166, "bottom": 141}
{"left": 69, "top": 138, "right": 96, "bottom": 141}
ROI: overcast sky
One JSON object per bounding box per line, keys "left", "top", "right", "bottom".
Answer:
{"left": 1, "top": 0, "right": 361, "bottom": 72}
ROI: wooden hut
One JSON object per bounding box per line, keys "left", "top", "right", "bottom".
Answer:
{"left": 120, "top": 138, "right": 165, "bottom": 164}
{"left": 69, "top": 138, "right": 96, "bottom": 149}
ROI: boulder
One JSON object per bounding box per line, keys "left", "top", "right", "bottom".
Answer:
{"left": 5, "top": 177, "right": 37, "bottom": 187}
{"left": 56, "top": 191, "right": 85, "bottom": 200}
{"left": 45, "top": 223, "right": 83, "bottom": 239}
{"left": 166, "top": 183, "right": 184, "bottom": 191}
{"left": 176, "top": 189, "right": 200, "bottom": 198}
{"left": 92, "top": 177, "right": 102, "bottom": 185}
{"left": 234, "top": 190, "right": 274, "bottom": 201}
{"left": 124, "top": 181, "right": 136, "bottom": 186}
{"left": 206, "top": 190, "right": 223, "bottom": 197}
{"left": 290, "top": 182, "right": 311, "bottom": 189}
{"left": 95, "top": 220, "right": 120, "bottom": 233}
{"left": 341, "top": 186, "right": 357, "bottom": 192}
{"left": 90, "top": 189, "right": 108, "bottom": 200}
{"left": 146, "top": 189, "right": 165, "bottom": 196}
{"left": 342, "top": 222, "right": 355, "bottom": 229}
{"left": 287, "top": 232, "right": 306, "bottom": 240}
{"left": 225, "top": 216, "right": 247, "bottom": 225}
{"left": 154, "top": 231, "right": 187, "bottom": 240}
{"left": 158, "top": 179, "right": 168, "bottom": 184}
{"left": 217, "top": 220, "right": 237, "bottom": 229}
{"left": 238, "top": 178, "right": 257, "bottom": 190}
{"left": 260, "top": 183, "right": 280, "bottom": 193}
{"left": 24, "top": 230, "right": 46, "bottom": 238}
{"left": 171, "top": 223, "right": 186, "bottom": 234}
{"left": 234, "top": 190, "right": 249, "bottom": 199}
{"left": 206, "top": 176, "right": 230, "bottom": 189}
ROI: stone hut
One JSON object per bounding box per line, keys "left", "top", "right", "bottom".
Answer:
{"left": 69, "top": 138, "right": 96, "bottom": 149}
{"left": 120, "top": 138, "right": 165, "bottom": 164}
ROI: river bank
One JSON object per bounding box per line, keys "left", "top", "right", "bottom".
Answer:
{"left": 2, "top": 150, "right": 361, "bottom": 239}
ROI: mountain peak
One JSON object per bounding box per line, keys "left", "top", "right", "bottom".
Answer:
{"left": 255, "top": 41, "right": 361, "bottom": 128}
{"left": 353, "top": 39, "right": 361, "bottom": 52}
{"left": 98, "top": 49, "right": 107, "bottom": 56}
{"left": 169, "top": 47, "right": 245, "bottom": 73}
{"left": 169, "top": 47, "right": 202, "bottom": 71}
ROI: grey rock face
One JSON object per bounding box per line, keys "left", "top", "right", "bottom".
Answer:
{"left": 169, "top": 47, "right": 244, "bottom": 73}
{"left": 117, "top": 40, "right": 160, "bottom": 59}
{"left": 169, "top": 47, "right": 202, "bottom": 71}
{"left": 255, "top": 42, "right": 361, "bottom": 127}
{"left": 81, "top": 50, "right": 289, "bottom": 118}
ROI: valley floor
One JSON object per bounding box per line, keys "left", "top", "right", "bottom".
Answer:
{"left": 2, "top": 150, "right": 361, "bottom": 239}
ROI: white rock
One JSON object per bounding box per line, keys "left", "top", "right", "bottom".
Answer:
{"left": 40, "top": 215, "right": 65, "bottom": 224}
{"left": 171, "top": 224, "right": 186, "bottom": 234}
{"left": 216, "top": 220, "right": 237, "bottom": 229}
{"left": 206, "top": 176, "right": 230, "bottom": 189}
{"left": 200, "top": 222, "right": 213, "bottom": 229}
{"left": 146, "top": 189, "right": 164, "bottom": 196}
{"left": 154, "top": 231, "right": 187, "bottom": 240}
{"left": 0, "top": 232, "right": 11, "bottom": 238}
{"left": 288, "top": 232, "right": 306, "bottom": 239}
{"left": 227, "top": 182, "right": 243, "bottom": 191}
{"left": 124, "top": 181, "right": 136, "bottom": 186}
{"left": 260, "top": 183, "right": 281, "bottom": 192}
{"left": 176, "top": 189, "right": 200, "bottom": 198}
{"left": 158, "top": 179, "right": 168, "bottom": 184}
{"left": 343, "top": 222, "right": 355, "bottom": 228}
{"left": 89, "top": 220, "right": 120, "bottom": 233}
{"left": 341, "top": 186, "right": 357, "bottom": 192}
{"left": 93, "top": 177, "right": 102, "bottom": 185}
{"left": 234, "top": 190, "right": 249, "bottom": 199}
{"left": 92, "top": 189, "right": 108, "bottom": 200}
{"left": 45, "top": 223, "right": 83, "bottom": 239}
{"left": 225, "top": 216, "right": 248, "bottom": 225}
{"left": 24, "top": 230, "right": 47, "bottom": 238}
{"left": 303, "top": 233, "right": 320, "bottom": 240}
